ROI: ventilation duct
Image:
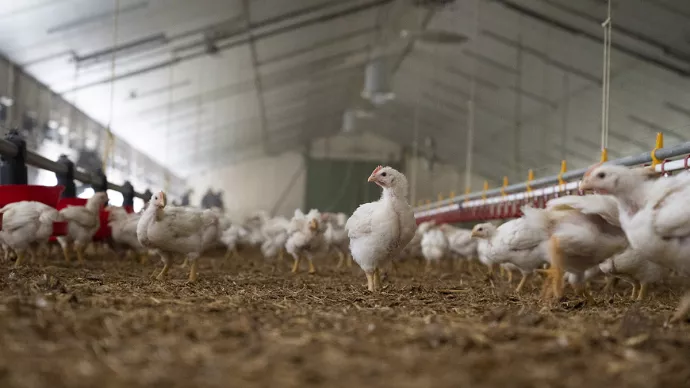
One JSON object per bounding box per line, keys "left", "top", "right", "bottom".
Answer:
{"left": 361, "top": 59, "right": 395, "bottom": 106}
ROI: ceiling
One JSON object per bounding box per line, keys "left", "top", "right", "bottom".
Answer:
{"left": 1, "top": 0, "right": 690, "bottom": 183}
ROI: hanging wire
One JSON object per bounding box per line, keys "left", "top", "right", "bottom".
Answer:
{"left": 164, "top": 53, "right": 175, "bottom": 193}
{"left": 103, "top": 0, "right": 120, "bottom": 172}
{"left": 464, "top": 0, "right": 480, "bottom": 199}
{"left": 600, "top": 0, "right": 612, "bottom": 157}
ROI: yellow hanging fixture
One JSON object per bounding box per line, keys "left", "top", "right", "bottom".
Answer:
{"left": 481, "top": 180, "right": 488, "bottom": 202}
{"left": 651, "top": 132, "right": 664, "bottom": 167}
{"left": 557, "top": 160, "right": 567, "bottom": 186}
{"left": 500, "top": 176, "right": 508, "bottom": 197}
{"left": 526, "top": 169, "right": 534, "bottom": 195}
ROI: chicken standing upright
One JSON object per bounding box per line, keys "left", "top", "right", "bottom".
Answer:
{"left": 137, "top": 192, "right": 220, "bottom": 282}
{"left": 323, "top": 212, "right": 351, "bottom": 268}
{"left": 285, "top": 209, "right": 326, "bottom": 274}
{"left": 471, "top": 219, "right": 548, "bottom": 293}
{"left": 0, "top": 201, "right": 62, "bottom": 267}
{"left": 421, "top": 225, "right": 449, "bottom": 271}
{"left": 107, "top": 206, "right": 146, "bottom": 262}
{"left": 346, "top": 166, "right": 416, "bottom": 292}
{"left": 57, "top": 192, "right": 109, "bottom": 264}
{"left": 598, "top": 249, "right": 668, "bottom": 300}
{"left": 260, "top": 216, "right": 290, "bottom": 261}
{"left": 442, "top": 225, "right": 476, "bottom": 271}
{"left": 221, "top": 224, "right": 247, "bottom": 260}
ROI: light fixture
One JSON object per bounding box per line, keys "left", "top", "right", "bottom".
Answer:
{"left": 361, "top": 59, "right": 395, "bottom": 106}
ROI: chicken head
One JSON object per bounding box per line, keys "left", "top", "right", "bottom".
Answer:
{"left": 367, "top": 165, "right": 400, "bottom": 188}
{"left": 152, "top": 192, "right": 167, "bottom": 208}
{"left": 580, "top": 164, "right": 657, "bottom": 194}
{"left": 471, "top": 223, "right": 496, "bottom": 239}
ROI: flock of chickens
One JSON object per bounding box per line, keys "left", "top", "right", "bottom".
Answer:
{"left": 1, "top": 163, "right": 690, "bottom": 322}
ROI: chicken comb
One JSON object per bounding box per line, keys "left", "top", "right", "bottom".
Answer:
{"left": 583, "top": 162, "right": 603, "bottom": 178}
{"left": 372, "top": 165, "right": 384, "bottom": 174}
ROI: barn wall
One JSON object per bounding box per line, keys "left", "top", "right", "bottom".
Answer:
{"left": 188, "top": 151, "right": 306, "bottom": 220}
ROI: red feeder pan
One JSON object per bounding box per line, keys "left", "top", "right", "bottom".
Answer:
{"left": 123, "top": 205, "right": 134, "bottom": 214}
{"left": 0, "top": 185, "right": 64, "bottom": 208}
{"left": 56, "top": 197, "right": 112, "bottom": 241}
{"left": 0, "top": 185, "right": 68, "bottom": 238}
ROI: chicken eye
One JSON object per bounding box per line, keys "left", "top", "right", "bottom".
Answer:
{"left": 381, "top": 172, "right": 387, "bottom": 177}
{"left": 596, "top": 172, "right": 606, "bottom": 179}
{"left": 477, "top": 227, "right": 483, "bottom": 231}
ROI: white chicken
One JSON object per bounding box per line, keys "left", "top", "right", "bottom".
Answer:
{"left": 521, "top": 195, "right": 628, "bottom": 300}
{"left": 57, "top": 192, "right": 109, "bottom": 264}
{"left": 137, "top": 192, "right": 220, "bottom": 282}
{"left": 346, "top": 166, "right": 416, "bottom": 292}
{"left": 0, "top": 201, "right": 61, "bottom": 267}
{"left": 579, "top": 164, "right": 690, "bottom": 274}
{"left": 221, "top": 224, "right": 247, "bottom": 260}
{"left": 443, "top": 225, "right": 476, "bottom": 271}
{"left": 401, "top": 220, "right": 435, "bottom": 260}
{"left": 598, "top": 249, "right": 668, "bottom": 300}
{"left": 471, "top": 219, "right": 548, "bottom": 293}
{"left": 421, "top": 225, "right": 449, "bottom": 271}
{"left": 286, "top": 209, "right": 326, "bottom": 274}
{"left": 322, "top": 212, "right": 351, "bottom": 268}
{"left": 260, "top": 216, "right": 290, "bottom": 261}
{"left": 107, "top": 206, "right": 146, "bottom": 262}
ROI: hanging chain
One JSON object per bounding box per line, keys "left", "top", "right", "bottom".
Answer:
{"left": 164, "top": 52, "right": 175, "bottom": 194}
{"left": 600, "top": 0, "right": 612, "bottom": 153}
{"left": 102, "top": 0, "right": 120, "bottom": 172}
{"left": 464, "top": 0, "right": 480, "bottom": 198}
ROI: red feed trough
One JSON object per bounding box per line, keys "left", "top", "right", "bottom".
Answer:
{"left": 0, "top": 185, "right": 68, "bottom": 237}
{"left": 56, "top": 197, "right": 112, "bottom": 240}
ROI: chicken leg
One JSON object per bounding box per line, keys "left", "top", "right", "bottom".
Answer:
{"left": 336, "top": 250, "right": 345, "bottom": 268}
{"left": 541, "top": 236, "right": 564, "bottom": 299}
{"left": 156, "top": 258, "right": 171, "bottom": 281}
{"left": 506, "top": 269, "right": 513, "bottom": 283}
{"left": 14, "top": 250, "right": 26, "bottom": 268}
{"left": 515, "top": 273, "right": 530, "bottom": 293}
{"left": 365, "top": 271, "right": 375, "bottom": 292}
{"left": 602, "top": 276, "right": 618, "bottom": 293}
{"left": 180, "top": 257, "right": 189, "bottom": 268}
{"left": 307, "top": 256, "right": 316, "bottom": 275}
{"left": 291, "top": 256, "right": 301, "bottom": 273}
{"left": 630, "top": 281, "right": 639, "bottom": 300}
{"left": 637, "top": 282, "right": 649, "bottom": 300}
{"left": 346, "top": 254, "right": 353, "bottom": 268}
{"left": 188, "top": 258, "right": 199, "bottom": 283}
{"left": 373, "top": 267, "right": 381, "bottom": 292}
{"left": 61, "top": 242, "right": 71, "bottom": 263}
{"left": 75, "top": 244, "right": 86, "bottom": 264}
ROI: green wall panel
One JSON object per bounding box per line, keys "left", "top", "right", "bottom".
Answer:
{"left": 305, "top": 158, "right": 400, "bottom": 215}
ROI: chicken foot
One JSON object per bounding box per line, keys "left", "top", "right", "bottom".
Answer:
{"left": 365, "top": 271, "right": 375, "bottom": 292}
{"left": 75, "top": 244, "right": 87, "bottom": 264}
{"left": 336, "top": 250, "right": 346, "bottom": 268}
{"left": 13, "top": 250, "right": 26, "bottom": 268}
{"left": 307, "top": 256, "right": 316, "bottom": 275}
{"left": 155, "top": 254, "right": 171, "bottom": 281}
{"left": 291, "top": 256, "right": 301, "bottom": 273}
{"left": 187, "top": 256, "right": 199, "bottom": 283}
{"left": 540, "top": 236, "right": 564, "bottom": 300}
{"left": 515, "top": 273, "right": 530, "bottom": 294}
{"left": 637, "top": 282, "right": 649, "bottom": 301}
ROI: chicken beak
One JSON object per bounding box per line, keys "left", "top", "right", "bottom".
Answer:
{"left": 470, "top": 231, "right": 478, "bottom": 238}
{"left": 309, "top": 219, "right": 318, "bottom": 230}
{"left": 578, "top": 180, "right": 590, "bottom": 192}
{"left": 367, "top": 174, "right": 376, "bottom": 183}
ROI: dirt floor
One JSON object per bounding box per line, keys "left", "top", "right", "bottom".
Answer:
{"left": 0, "top": 249, "right": 689, "bottom": 388}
